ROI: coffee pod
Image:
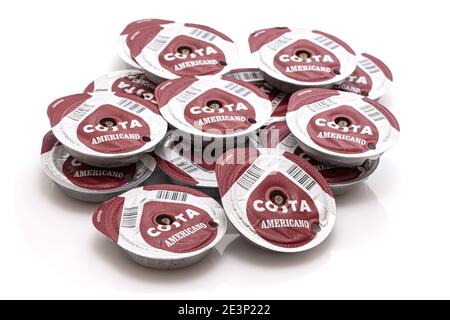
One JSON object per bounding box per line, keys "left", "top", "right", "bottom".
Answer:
{"left": 84, "top": 70, "right": 157, "bottom": 105}
{"left": 286, "top": 89, "right": 400, "bottom": 167}
{"left": 333, "top": 52, "right": 393, "bottom": 100}
{"left": 127, "top": 21, "right": 238, "bottom": 84}
{"left": 225, "top": 68, "right": 290, "bottom": 122}
{"left": 260, "top": 121, "right": 379, "bottom": 195}
{"left": 117, "top": 19, "right": 174, "bottom": 69}
{"left": 154, "top": 131, "right": 219, "bottom": 199}
{"left": 47, "top": 91, "right": 167, "bottom": 167}
{"left": 155, "top": 76, "right": 272, "bottom": 143}
{"left": 249, "top": 27, "right": 357, "bottom": 93}
{"left": 93, "top": 185, "right": 227, "bottom": 269}
{"left": 41, "top": 131, "right": 156, "bottom": 203}
{"left": 216, "top": 148, "right": 336, "bottom": 253}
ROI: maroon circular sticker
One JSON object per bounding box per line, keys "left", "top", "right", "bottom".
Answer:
{"left": 215, "top": 148, "right": 336, "bottom": 252}
{"left": 48, "top": 92, "right": 167, "bottom": 157}
{"left": 286, "top": 89, "right": 400, "bottom": 166}
{"left": 92, "top": 185, "right": 227, "bottom": 262}
{"left": 249, "top": 27, "right": 357, "bottom": 87}
{"left": 84, "top": 70, "right": 158, "bottom": 104}
{"left": 128, "top": 22, "right": 238, "bottom": 81}
{"left": 156, "top": 76, "right": 272, "bottom": 138}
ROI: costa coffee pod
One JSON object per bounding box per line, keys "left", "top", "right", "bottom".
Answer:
{"left": 41, "top": 131, "right": 157, "bottom": 203}
{"left": 286, "top": 89, "right": 400, "bottom": 167}
{"left": 334, "top": 53, "right": 393, "bottom": 100}
{"left": 249, "top": 27, "right": 357, "bottom": 93}
{"left": 117, "top": 19, "right": 174, "bottom": 69}
{"left": 127, "top": 21, "right": 238, "bottom": 83}
{"left": 156, "top": 76, "right": 272, "bottom": 141}
{"left": 225, "top": 68, "right": 290, "bottom": 121}
{"left": 154, "top": 131, "right": 219, "bottom": 198}
{"left": 216, "top": 148, "right": 336, "bottom": 253}
{"left": 154, "top": 130, "right": 259, "bottom": 197}
{"left": 260, "top": 121, "right": 380, "bottom": 195}
{"left": 84, "top": 70, "right": 157, "bottom": 105}
{"left": 47, "top": 91, "right": 167, "bottom": 168}
{"left": 93, "top": 185, "right": 227, "bottom": 269}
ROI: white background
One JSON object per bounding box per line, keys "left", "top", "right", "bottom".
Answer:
{"left": 1, "top": 0, "right": 449, "bottom": 299}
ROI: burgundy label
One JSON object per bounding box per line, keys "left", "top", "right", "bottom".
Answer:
{"left": 111, "top": 74, "right": 157, "bottom": 103}
{"left": 63, "top": 157, "right": 137, "bottom": 190}
{"left": 93, "top": 196, "right": 124, "bottom": 243}
{"left": 334, "top": 66, "right": 373, "bottom": 96}
{"left": 274, "top": 39, "right": 341, "bottom": 83}
{"left": 139, "top": 201, "right": 217, "bottom": 253}
{"left": 246, "top": 172, "right": 319, "bottom": 248}
{"left": 158, "top": 36, "right": 226, "bottom": 77}
{"left": 184, "top": 88, "right": 256, "bottom": 134}
{"left": 77, "top": 105, "right": 151, "bottom": 154}
{"left": 307, "top": 105, "right": 379, "bottom": 154}
{"left": 248, "top": 27, "right": 290, "bottom": 53}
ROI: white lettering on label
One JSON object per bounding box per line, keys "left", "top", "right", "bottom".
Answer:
{"left": 261, "top": 219, "right": 310, "bottom": 229}
{"left": 190, "top": 103, "right": 248, "bottom": 115}
{"left": 83, "top": 120, "right": 143, "bottom": 134}
{"left": 164, "top": 47, "right": 218, "bottom": 61}
{"left": 253, "top": 200, "right": 312, "bottom": 214}
{"left": 147, "top": 209, "right": 202, "bottom": 238}
{"left": 279, "top": 54, "right": 334, "bottom": 64}
{"left": 315, "top": 118, "right": 373, "bottom": 135}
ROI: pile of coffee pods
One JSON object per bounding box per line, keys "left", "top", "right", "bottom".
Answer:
{"left": 42, "top": 20, "right": 399, "bottom": 269}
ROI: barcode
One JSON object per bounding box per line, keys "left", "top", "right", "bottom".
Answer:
{"left": 172, "top": 156, "right": 199, "bottom": 174}
{"left": 307, "top": 98, "right": 337, "bottom": 112}
{"left": 267, "top": 36, "right": 292, "bottom": 51}
{"left": 287, "top": 164, "right": 317, "bottom": 191}
{"left": 228, "top": 71, "right": 264, "bottom": 82}
{"left": 359, "top": 58, "right": 381, "bottom": 74}
{"left": 122, "top": 206, "right": 139, "bottom": 229}
{"left": 118, "top": 99, "right": 146, "bottom": 114}
{"left": 176, "top": 86, "right": 202, "bottom": 103}
{"left": 314, "top": 35, "right": 340, "bottom": 50}
{"left": 237, "top": 164, "right": 264, "bottom": 191}
{"left": 156, "top": 190, "right": 188, "bottom": 202}
{"left": 359, "top": 104, "right": 386, "bottom": 122}
{"left": 189, "top": 28, "right": 217, "bottom": 42}
{"left": 148, "top": 35, "right": 171, "bottom": 51}
{"left": 224, "top": 82, "right": 252, "bottom": 97}
{"left": 281, "top": 134, "right": 298, "bottom": 149}
{"left": 68, "top": 103, "right": 95, "bottom": 121}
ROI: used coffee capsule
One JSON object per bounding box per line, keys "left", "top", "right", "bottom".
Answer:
{"left": 117, "top": 19, "right": 174, "bottom": 69}
{"left": 260, "top": 121, "right": 379, "bottom": 195}
{"left": 225, "top": 68, "right": 290, "bottom": 122}
{"left": 155, "top": 76, "right": 272, "bottom": 141}
{"left": 47, "top": 91, "right": 167, "bottom": 167}
{"left": 93, "top": 184, "right": 227, "bottom": 269}
{"left": 333, "top": 52, "right": 393, "bottom": 100}
{"left": 216, "top": 148, "right": 336, "bottom": 253}
{"left": 84, "top": 70, "right": 157, "bottom": 105}
{"left": 127, "top": 21, "right": 239, "bottom": 84}
{"left": 41, "top": 131, "right": 157, "bottom": 203}
{"left": 286, "top": 89, "right": 400, "bottom": 167}
{"left": 249, "top": 27, "right": 357, "bottom": 93}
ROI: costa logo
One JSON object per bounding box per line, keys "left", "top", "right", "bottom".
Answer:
{"left": 83, "top": 119, "right": 143, "bottom": 133}
{"left": 315, "top": 118, "right": 374, "bottom": 135}
{"left": 279, "top": 54, "right": 335, "bottom": 63}
{"left": 146, "top": 208, "right": 202, "bottom": 237}
{"left": 189, "top": 102, "right": 248, "bottom": 115}
{"left": 253, "top": 199, "right": 312, "bottom": 214}
{"left": 163, "top": 46, "right": 219, "bottom": 61}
